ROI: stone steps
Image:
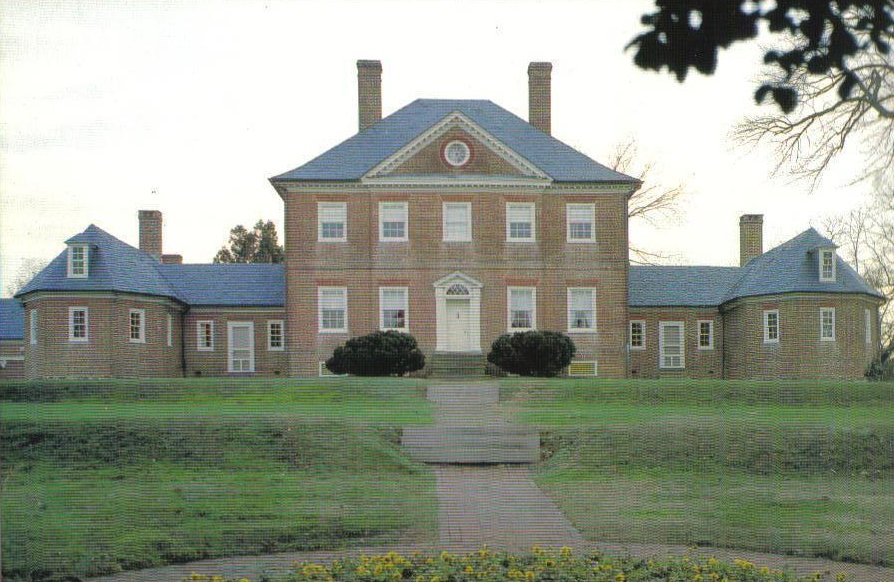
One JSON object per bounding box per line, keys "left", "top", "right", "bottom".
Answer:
{"left": 402, "top": 426, "right": 540, "bottom": 464}
{"left": 428, "top": 352, "right": 488, "bottom": 377}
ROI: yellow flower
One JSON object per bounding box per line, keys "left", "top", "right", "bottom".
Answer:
{"left": 525, "top": 571, "right": 536, "bottom": 581}
{"left": 560, "top": 546, "right": 572, "bottom": 558}
{"left": 616, "top": 572, "right": 626, "bottom": 582}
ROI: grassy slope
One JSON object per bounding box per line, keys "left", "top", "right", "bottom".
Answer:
{"left": 505, "top": 378, "right": 894, "bottom": 566}
{"left": 1, "top": 379, "right": 435, "bottom": 582}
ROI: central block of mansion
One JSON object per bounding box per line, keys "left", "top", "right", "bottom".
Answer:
{"left": 1, "top": 61, "right": 884, "bottom": 380}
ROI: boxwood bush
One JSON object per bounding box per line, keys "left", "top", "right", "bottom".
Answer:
{"left": 325, "top": 330, "right": 425, "bottom": 377}
{"left": 487, "top": 331, "right": 576, "bottom": 377}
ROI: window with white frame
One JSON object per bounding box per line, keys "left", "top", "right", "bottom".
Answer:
{"left": 30, "top": 310, "right": 37, "bottom": 345}
{"left": 567, "top": 288, "right": 596, "bottom": 332}
{"left": 319, "top": 287, "right": 347, "bottom": 332}
{"left": 167, "top": 314, "right": 173, "bottom": 347}
{"left": 698, "top": 320, "right": 714, "bottom": 350}
{"left": 443, "top": 202, "right": 471, "bottom": 242}
{"left": 659, "top": 321, "right": 684, "bottom": 369}
{"left": 380, "top": 287, "right": 408, "bottom": 331}
{"left": 566, "top": 203, "right": 596, "bottom": 242}
{"left": 129, "top": 309, "right": 145, "bottom": 343}
{"left": 865, "top": 308, "right": 873, "bottom": 345}
{"left": 379, "top": 202, "right": 408, "bottom": 241}
{"left": 763, "top": 310, "right": 779, "bottom": 343}
{"left": 67, "top": 245, "right": 88, "bottom": 278}
{"left": 268, "top": 320, "right": 284, "bottom": 350}
{"left": 197, "top": 320, "right": 214, "bottom": 351}
{"left": 819, "top": 249, "right": 836, "bottom": 282}
{"left": 318, "top": 202, "right": 347, "bottom": 241}
{"left": 69, "top": 307, "right": 88, "bottom": 342}
{"left": 508, "top": 287, "right": 536, "bottom": 331}
{"left": 629, "top": 320, "right": 645, "bottom": 349}
{"left": 506, "top": 203, "right": 535, "bottom": 242}
{"left": 820, "top": 307, "right": 836, "bottom": 341}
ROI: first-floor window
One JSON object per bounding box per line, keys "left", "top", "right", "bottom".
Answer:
{"left": 268, "top": 320, "right": 284, "bottom": 350}
{"left": 319, "top": 287, "right": 347, "bottom": 332}
{"left": 698, "top": 320, "right": 714, "bottom": 350}
{"left": 629, "top": 320, "right": 645, "bottom": 349}
{"left": 30, "top": 310, "right": 38, "bottom": 345}
{"left": 508, "top": 287, "right": 536, "bottom": 331}
{"left": 865, "top": 308, "right": 873, "bottom": 345}
{"left": 763, "top": 310, "right": 779, "bottom": 343}
{"left": 567, "top": 288, "right": 595, "bottom": 332}
{"left": 69, "top": 307, "right": 88, "bottom": 342}
{"left": 820, "top": 307, "right": 836, "bottom": 341}
{"left": 197, "top": 320, "right": 214, "bottom": 351}
{"left": 380, "top": 287, "right": 408, "bottom": 331}
{"left": 129, "top": 309, "right": 145, "bottom": 343}
{"left": 167, "top": 314, "right": 173, "bottom": 347}
{"left": 659, "top": 321, "right": 684, "bottom": 369}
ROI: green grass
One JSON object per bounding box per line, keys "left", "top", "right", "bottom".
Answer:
{"left": 504, "top": 378, "right": 894, "bottom": 566}
{"left": 0, "top": 378, "right": 437, "bottom": 582}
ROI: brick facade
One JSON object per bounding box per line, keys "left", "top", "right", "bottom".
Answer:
{"left": 0, "top": 339, "right": 25, "bottom": 379}
{"left": 628, "top": 307, "right": 724, "bottom": 379}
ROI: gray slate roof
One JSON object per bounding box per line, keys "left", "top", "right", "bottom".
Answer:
{"left": 271, "top": 99, "right": 638, "bottom": 183}
{"left": 16, "top": 225, "right": 284, "bottom": 307}
{"left": 629, "top": 228, "right": 884, "bottom": 307}
{"left": 0, "top": 298, "right": 24, "bottom": 340}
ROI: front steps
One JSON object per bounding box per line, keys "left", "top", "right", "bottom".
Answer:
{"left": 428, "top": 352, "right": 488, "bottom": 377}
{"left": 402, "top": 426, "right": 540, "bottom": 463}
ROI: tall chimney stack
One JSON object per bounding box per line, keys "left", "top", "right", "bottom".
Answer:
{"left": 139, "top": 210, "right": 163, "bottom": 260}
{"left": 357, "top": 60, "right": 382, "bottom": 132}
{"left": 739, "top": 214, "right": 764, "bottom": 266}
{"left": 528, "top": 62, "right": 552, "bottom": 135}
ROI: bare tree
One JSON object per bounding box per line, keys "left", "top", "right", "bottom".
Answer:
{"left": 610, "top": 139, "right": 686, "bottom": 264}
{"left": 735, "top": 27, "right": 894, "bottom": 190}
{"left": 5, "top": 258, "right": 47, "bottom": 297}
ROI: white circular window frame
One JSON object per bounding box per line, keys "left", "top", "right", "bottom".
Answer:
{"left": 443, "top": 140, "right": 471, "bottom": 167}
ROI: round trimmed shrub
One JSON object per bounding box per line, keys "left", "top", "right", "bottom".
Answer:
{"left": 487, "top": 330, "right": 576, "bottom": 377}
{"left": 325, "top": 330, "right": 425, "bottom": 376}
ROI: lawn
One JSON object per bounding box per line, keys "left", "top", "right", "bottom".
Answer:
{"left": 504, "top": 378, "right": 894, "bottom": 566}
{"left": 0, "top": 378, "right": 436, "bottom": 582}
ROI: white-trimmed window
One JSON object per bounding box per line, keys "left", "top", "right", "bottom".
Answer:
{"left": 567, "top": 288, "right": 596, "bottom": 332}
{"left": 319, "top": 287, "right": 347, "bottom": 333}
{"left": 69, "top": 307, "right": 88, "bottom": 342}
{"left": 865, "top": 308, "right": 873, "bottom": 345}
{"left": 166, "top": 314, "right": 173, "bottom": 347}
{"left": 129, "top": 309, "right": 145, "bottom": 343}
{"left": 379, "top": 202, "right": 408, "bottom": 241}
{"left": 380, "top": 287, "right": 408, "bottom": 331}
{"left": 659, "top": 321, "right": 684, "bottom": 369}
{"left": 318, "top": 202, "right": 347, "bottom": 241}
{"left": 506, "top": 203, "right": 535, "bottom": 242}
{"left": 268, "top": 320, "right": 284, "bottom": 351}
{"left": 697, "top": 320, "right": 714, "bottom": 350}
{"left": 508, "top": 287, "right": 536, "bottom": 331}
{"left": 29, "top": 310, "right": 38, "bottom": 345}
{"left": 67, "top": 244, "right": 89, "bottom": 278}
{"left": 629, "top": 320, "right": 645, "bottom": 349}
{"left": 566, "top": 203, "right": 596, "bottom": 242}
{"left": 820, "top": 307, "right": 836, "bottom": 341}
{"left": 443, "top": 202, "right": 471, "bottom": 242}
{"left": 763, "top": 310, "right": 780, "bottom": 343}
{"left": 197, "top": 320, "right": 214, "bottom": 351}
{"left": 819, "top": 249, "right": 836, "bottom": 282}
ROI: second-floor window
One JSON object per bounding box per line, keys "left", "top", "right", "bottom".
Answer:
{"left": 318, "top": 202, "right": 347, "bottom": 242}
{"left": 819, "top": 249, "right": 836, "bottom": 281}
{"left": 506, "top": 203, "right": 535, "bottom": 242}
{"left": 567, "top": 203, "right": 596, "bottom": 242}
{"left": 67, "top": 245, "right": 88, "bottom": 278}
{"left": 69, "top": 307, "right": 88, "bottom": 342}
{"left": 443, "top": 202, "right": 471, "bottom": 242}
{"left": 380, "top": 287, "right": 408, "bottom": 331}
{"left": 379, "top": 202, "right": 408, "bottom": 241}
{"left": 820, "top": 307, "right": 836, "bottom": 341}
{"left": 508, "top": 287, "right": 536, "bottom": 331}
{"left": 129, "top": 309, "right": 145, "bottom": 343}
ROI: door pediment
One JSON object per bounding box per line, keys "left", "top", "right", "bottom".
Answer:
{"left": 433, "top": 272, "right": 483, "bottom": 290}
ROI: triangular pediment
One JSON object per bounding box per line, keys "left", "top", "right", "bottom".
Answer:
{"left": 433, "top": 271, "right": 483, "bottom": 290}
{"left": 363, "top": 112, "right": 550, "bottom": 183}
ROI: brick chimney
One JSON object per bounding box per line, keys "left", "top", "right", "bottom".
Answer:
{"left": 162, "top": 254, "right": 182, "bottom": 264}
{"left": 528, "top": 62, "right": 552, "bottom": 135}
{"left": 357, "top": 60, "right": 382, "bottom": 132}
{"left": 138, "top": 210, "right": 163, "bottom": 260}
{"left": 739, "top": 214, "right": 764, "bottom": 266}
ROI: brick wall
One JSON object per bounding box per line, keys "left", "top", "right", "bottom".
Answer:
{"left": 0, "top": 339, "right": 25, "bottom": 379}
{"left": 628, "top": 306, "right": 724, "bottom": 379}
{"left": 183, "top": 308, "right": 288, "bottom": 377}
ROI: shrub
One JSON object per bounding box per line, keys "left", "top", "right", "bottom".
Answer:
{"left": 325, "top": 330, "right": 425, "bottom": 376}
{"left": 487, "top": 331, "right": 575, "bottom": 377}
{"left": 866, "top": 350, "right": 894, "bottom": 381}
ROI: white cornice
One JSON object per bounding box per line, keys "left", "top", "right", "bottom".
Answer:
{"left": 278, "top": 182, "right": 634, "bottom": 195}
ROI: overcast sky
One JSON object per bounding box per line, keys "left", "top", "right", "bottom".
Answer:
{"left": 0, "top": 0, "right": 872, "bottom": 296}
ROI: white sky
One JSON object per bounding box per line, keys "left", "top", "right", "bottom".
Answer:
{"left": 0, "top": 0, "right": 872, "bottom": 296}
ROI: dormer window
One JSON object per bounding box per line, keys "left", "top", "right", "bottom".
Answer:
{"left": 67, "top": 245, "right": 89, "bottom": 278}
{"left": 819, "top": 249, "right": 836, "bottom": 282}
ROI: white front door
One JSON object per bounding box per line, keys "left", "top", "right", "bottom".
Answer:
{"left": 227, "top": 322, "right": 255, "bottom": 373}
{"left": 445, "top": 299, "right": 471, "bottom": 352}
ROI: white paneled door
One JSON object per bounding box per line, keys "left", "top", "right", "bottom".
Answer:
{"left": 445, "top": 299, "right": 472, "bottom": 352}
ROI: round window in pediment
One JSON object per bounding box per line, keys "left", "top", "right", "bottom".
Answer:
{"left": 442, "top": 140, "right": 471, "bottom": 168}
{"left": 446, "top": 283, "right": 470, "bottom": 296}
